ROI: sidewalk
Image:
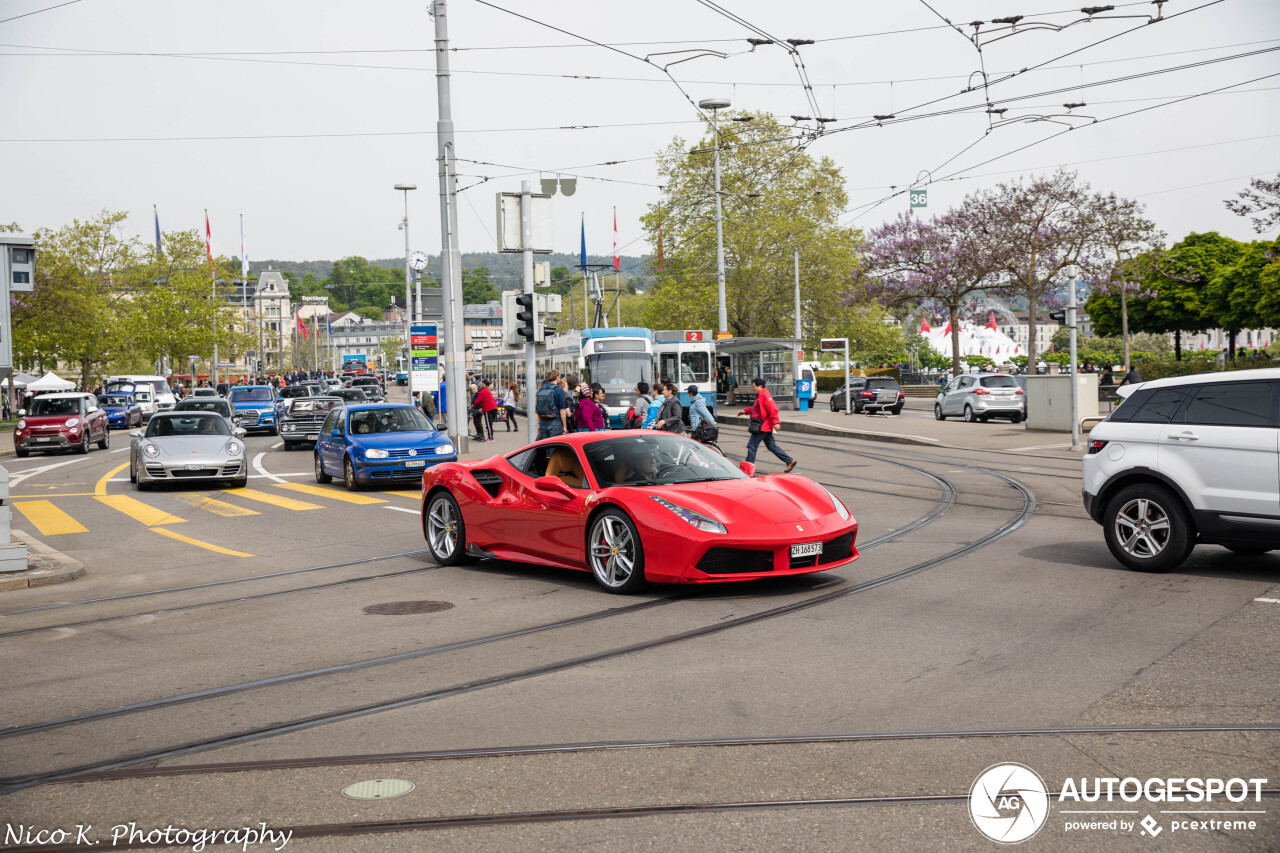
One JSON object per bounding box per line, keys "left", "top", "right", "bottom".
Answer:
{"left": 719, "top": 394, "right": 1086, "bottom": 459}
{"left": 0, "top": 529, "right": 85, "bottom": 591}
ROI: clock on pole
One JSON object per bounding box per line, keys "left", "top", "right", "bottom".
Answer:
{"left": 409, "top": 251, "right": 429, "bottom": 272}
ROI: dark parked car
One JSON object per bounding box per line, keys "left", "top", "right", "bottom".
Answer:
{"left": 830, "top": 377, "right": 905, "bottom": 414}
{"left": 331, "top": 387, "right": 370, "bottom": 404}
{"left": 280, "top": 396, "right": 343, "bottom": 450}
{"left": 174, "top": 396, "right": 241, "bottom": 428}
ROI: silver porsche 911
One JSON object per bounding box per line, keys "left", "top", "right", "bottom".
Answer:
{"left": 129, "top": 412, "right": 248, "bottom": 491}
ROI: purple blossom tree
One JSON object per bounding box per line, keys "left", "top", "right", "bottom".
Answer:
{"left": 849, "top": 209, "right": 1001, "bottom": 375}
{"left": 1224, "top": 172, "right": 1280, "bottom": 234}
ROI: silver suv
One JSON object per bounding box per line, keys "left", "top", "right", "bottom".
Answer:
{"left": 935, "top": 372, "right": 1026, "bottom": 423}
{"left": 1081, "top": 368, "right": 1279, "bottom": 572}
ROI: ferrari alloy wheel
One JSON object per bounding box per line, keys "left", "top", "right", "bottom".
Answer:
{"left": 314, "top": 453, "right": 332, "bottom": 484}
{"left": 588, "top": 510, "right": 647, "bottom": 594}
{"left": 424, "top": 491, "right": 468, "bottom": 565}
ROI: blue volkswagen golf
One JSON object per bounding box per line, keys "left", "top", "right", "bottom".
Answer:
{"left": 314, "top": 403, "right": 456, "bottom": 491}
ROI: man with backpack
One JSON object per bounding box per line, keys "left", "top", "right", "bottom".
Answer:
{"left": 535, "top": 369, "right": 570, "bottom": 440}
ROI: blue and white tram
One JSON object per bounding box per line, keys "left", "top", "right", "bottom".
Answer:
{"left": 652, "top": 329, "right": 717, "bottom": 418}
{"left": 480, "top": 327, "right": 656, "bottom": 427}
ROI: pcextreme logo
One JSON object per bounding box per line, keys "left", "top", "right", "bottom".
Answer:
{"left": 968, "top": 763, "right": 1269, "bottom": 843}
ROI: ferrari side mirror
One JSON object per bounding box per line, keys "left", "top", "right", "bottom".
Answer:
{"left": 534, "top": 475, "right": 576, "bottom": 499}
{"left": 738, "top": 461, "right": 756, "bottom": 477}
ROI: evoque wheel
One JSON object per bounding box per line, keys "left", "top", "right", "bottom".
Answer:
{"left": 1103, "top": 483, "right": 1195, "bottom": 572}
{"left": 587, "top": 509, "right": 647, "bottom": 594}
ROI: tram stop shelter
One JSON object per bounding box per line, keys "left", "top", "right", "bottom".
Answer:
{"left": 715, "top": 337, "right": 801, "bottom": 409}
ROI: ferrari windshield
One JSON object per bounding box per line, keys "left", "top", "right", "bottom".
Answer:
{"left": 348, "top": 407, "right": 433, "bottom": 435}
{"left": 584, "top": 435, "right": 746, "bottom": 487}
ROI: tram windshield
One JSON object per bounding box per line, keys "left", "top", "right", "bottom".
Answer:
{"left": 586, "top": 352, "right": 653, "bottom": 390}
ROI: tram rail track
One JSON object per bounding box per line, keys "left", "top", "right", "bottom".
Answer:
{"left": 0, "top": 458, "right": 1031, "bottom": 793}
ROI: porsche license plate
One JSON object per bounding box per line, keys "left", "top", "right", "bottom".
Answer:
{"left": 186, "top": 463, "right": 203, "bottom": 470}
{"left": 790, "top": 541, "right": 821, "bottom": 558}
{"left": 404, "top": 460, "right": 427, "bottom": 468}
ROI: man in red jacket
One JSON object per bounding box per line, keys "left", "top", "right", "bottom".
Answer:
{"left": 472, "top": 380, "right": 499, "bottom": 442}
{"left": 739, "top": 377, "right": 796, "bottom": 472}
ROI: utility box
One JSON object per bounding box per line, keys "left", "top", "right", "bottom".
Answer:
{"left": 1025, "top": 373, "right": 1100, "bottom": 432}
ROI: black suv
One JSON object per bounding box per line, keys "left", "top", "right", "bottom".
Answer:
{"left": 830, "top": 376, "right": 905, "bottom": 414}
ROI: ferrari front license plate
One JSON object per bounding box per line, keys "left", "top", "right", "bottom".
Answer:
{"left": 790, "top": 541, "right": 822, "bottom": 558}
{"left": 404, "top": 460, "right": 426, "bottom": 468}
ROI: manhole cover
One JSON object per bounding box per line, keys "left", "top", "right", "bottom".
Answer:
{"left": 341, "top": 779, "right": 415, "bottom": 800}
{"left": 362, "top": 600, "right": 455, "bottom": 615}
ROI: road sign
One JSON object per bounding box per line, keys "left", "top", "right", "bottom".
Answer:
{"left": 820, "top": 338, "right": 847, "bottom": 352}
{"left": 910, "top": 189, "right": 928, "bottom": 208}
{"left": 408, "top": 323, "right": 439, "bottom": 400}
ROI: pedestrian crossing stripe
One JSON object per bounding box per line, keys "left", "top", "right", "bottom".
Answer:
{"left": 12, "top": 500, "right": 89, "bottom": 536}
{"left": 380, "top": 489, "right": 423, "bottom": 499}
{"left": 151, "top": 527, "right": 253, "bottom": 557}
{"left": 230, "top": 488, "right": 322, "bottom": 511}
{"left": 171, "top": 493, "right": 261, "bottom": 518}
{"left": 95, "top": 494, "right": 186, "bottom": 526}
{"left": 274, "top": 483, "right": 386, "bottom": 505}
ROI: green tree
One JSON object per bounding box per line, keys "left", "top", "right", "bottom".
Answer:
{"left": 462, "top": 266, "right": 498, "bottom": 304}
{"left": 640, "top": 112, "right": 862, "bottom": 338}
{"left": 1209, "top": 236, "right": 1279, "bottom": 355}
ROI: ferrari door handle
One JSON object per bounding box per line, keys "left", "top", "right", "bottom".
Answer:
{"left": 1168, "top": 431, "right": 1199, "bottom": 441}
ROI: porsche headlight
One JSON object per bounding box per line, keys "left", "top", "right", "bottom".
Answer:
{"left": 650, "top": 495, "right": 726, "bottom": 534}
{"left": 143, "top": 443, "right": 160, "bottom": 458}
{"left": 365, "top": 448, "right": 389, "bottom": 459}
{"left": 225, "top": 441, "right": 242, "bottom": 456}
{"left": 821, "top": 486, "right": 850, "bottom": 521}
{"left": 435, "top": 443, "right": 455, "bottom": 456}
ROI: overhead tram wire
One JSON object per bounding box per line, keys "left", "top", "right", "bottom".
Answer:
{"left": 0, "top": 0, "right": 87, "bottom": 26}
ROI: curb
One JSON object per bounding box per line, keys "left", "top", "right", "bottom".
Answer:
{"left": 716, "top": 413, "right": 942, "bottom": 448}
{"left": 0, "top": 529, "right": 85, "bottom": 591}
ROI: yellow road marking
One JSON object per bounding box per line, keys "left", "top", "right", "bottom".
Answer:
{"left": 10, "top": 493, "right": 100, "bottom": 498}
{"left": 95, "top": 495, "right": 187, "bottom": 526}
{"left": 150, "top": 527, "right": 252, "bottom": 557}
{"left": 96, "top": 462, "right": 129, "bottom": 496}
{"left": 171, "top": 493, "right": 261, "bottom": 518}
{"left": 12, "top": 500, "right": 88, "bottom": 536}
{"left": 274, "top": 483, "right": 386, "bottom": 505}
{"left": 229, "top": 488, "right": 321, "bottom": 511}
{"left": 379, "top": 489, "right": 423, "bottom": 499}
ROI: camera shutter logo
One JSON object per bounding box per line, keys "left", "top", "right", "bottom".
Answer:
{"left": 969, "top": 763, "right": 1050, "bottom": 844}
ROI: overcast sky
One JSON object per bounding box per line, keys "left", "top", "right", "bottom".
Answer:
{"left": 4, "top": 0, "right": 1278, "bottom": 268}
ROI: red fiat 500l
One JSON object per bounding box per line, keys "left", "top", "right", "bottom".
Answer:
{"left": 14, "top": 393, "right": 111, "bottom": 457}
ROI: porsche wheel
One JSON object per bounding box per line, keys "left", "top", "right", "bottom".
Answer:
{"left": 424, "top": 491, "right": 468, "bottom": 565}
{"left": 588, "top": 509, "right": 647, "bottom": 594}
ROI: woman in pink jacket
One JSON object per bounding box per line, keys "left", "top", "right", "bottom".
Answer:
{"left": 739, "top": 377, "right": 796, "bottom": 472}
{"left": 575, "top": 383, "right": 608, "bottom": 431}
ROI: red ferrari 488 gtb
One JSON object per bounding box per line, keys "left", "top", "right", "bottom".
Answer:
{"left": 420, "top": 431, "right": 858, "bottom": 593}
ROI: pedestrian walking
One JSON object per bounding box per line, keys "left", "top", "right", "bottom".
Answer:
{"left": 535, "top": 369, "right": 570, "bottom": 440}
{"left": 627, "top": 381, "right": 652, "bottom": 428}
{"left": 575, "top": 383, "right": 607, "bottom": 431}
{"left": 740, "top": 378, "right": 796, "bottom": 472}
{"left": 653, "top": 382, "right": 685, "bottom": 434}
{"left": 502, "top": 382, "right": 519, "bottom": 432}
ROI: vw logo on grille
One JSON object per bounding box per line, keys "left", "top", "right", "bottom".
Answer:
{"left": 408, "top": 449, "right": 417, "bottom": 457}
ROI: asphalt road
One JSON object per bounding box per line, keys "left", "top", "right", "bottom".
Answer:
{"left": 0, "top": 411, "right": 1277, "bottom": 852}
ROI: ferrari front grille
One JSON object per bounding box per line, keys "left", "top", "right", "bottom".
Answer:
{"left": 696, "top": 547, "right": 774, "bottom": 574}
{"left": 820, "top": 532, "right": 855, "bottom": 564}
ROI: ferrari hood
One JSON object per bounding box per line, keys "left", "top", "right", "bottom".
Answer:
{"left": 647, "top": 476, "right": 831, "bottom": 525}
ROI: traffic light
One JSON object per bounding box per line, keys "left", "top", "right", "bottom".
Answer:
{"left": 515, "top": 293, "right": 537, "bottom": 343}
{"left": 1049, "top": 309, "right": 1067, "bottom": 326}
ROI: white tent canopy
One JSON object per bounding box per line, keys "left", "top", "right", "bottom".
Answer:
{"left": 8, "top": 373, "right": 39, "bottom": 387}
{"left": 25, "top": 371, "right": 76, "bottom": 392}
{"left": 922, "top": 320, "right": 1023, "bottom": 361}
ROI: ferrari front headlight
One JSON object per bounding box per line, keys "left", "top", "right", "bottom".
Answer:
{"left": 821, "top": 486, "right": 850, "bottom": 520}
{"left": 650, "top": 495, "right": 726, "bottom": 534}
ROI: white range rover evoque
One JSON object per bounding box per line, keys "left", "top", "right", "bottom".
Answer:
{"left": 1082, "top": 368, "right": 1279, "bottom": 572}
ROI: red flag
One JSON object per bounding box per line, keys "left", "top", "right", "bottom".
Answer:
{"left": 986, "top": 311, "right": 997, "bottom": 331}
{"left": 204, "top": 210, "right": 215, "bottom": 274}
{"left": 297, "top": 314, "right": 309, "bottom": 339}
{"left": 612, "top": 207, "right": 619, "bottom": 272}
{"left": 920, "top": 316, "right": 931, "bottom": 333}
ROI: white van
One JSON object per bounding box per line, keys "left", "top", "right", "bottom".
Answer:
{"left": 106, "top": 375, "right": 175, "bottom": 412}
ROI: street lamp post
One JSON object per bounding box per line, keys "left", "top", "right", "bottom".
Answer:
{"left": 1067, "top": 264, "right": 1080, "bottom": 451}
{"left": 395, "top": 182, "right": 416, "bottom": 393}
{"left": 699, "top": 96, "right": 731, "bottom": 335}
